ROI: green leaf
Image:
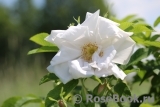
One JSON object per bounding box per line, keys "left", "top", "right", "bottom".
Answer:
{"left": 132, "top": 24, "right": 152, "bottom": 33}
{"left": 90, "top": 76, "right": 102, "bottom": 84}
{"left": 140, "top": 103, "right": 154, "bottom": 107}
{"left": 154, "top": 16, "right": 160, "bottom": 27}
{"left": 1, "top": 95, "right": 42, "bottom": 107}
{"left": 123, "top": 48, "right": 149, "bottom": 69}
{"left": 45, "top": 79, "right": 79, "bottom": 107}
{"left": 1, "top": 97, "right": 22, "bottom": 107}
{"left": 128, "top": 48, "right": 149, "bottom": 65}
{"left": 140, "top": 69, "right": 154, "bottom": 85}
{"left": 131, "top": 36, "right": 145, "bottom": 44}
{"left": 124, "top": 68, "right": 140, "bottom": 74}
{"left": 30, "top": 33, "right": 53, "bottom": 46}
{"left": 137, "top": 70, "right": 146, "bottom": 79}
{"left": 121, "top": 15, "right": 137, "bottom": 22}
{"left": 39, "top": 73, "right": 59, "bottom": 85}
{"left": 151, "top": 75, "right": 160, "bottom": 87}
{"left": 132, "top": 18, "right": 145, "bottom": 23}
{"left": 114, "top": 80, "right": 131, "bottom": 97}
{"left": 150, "top": 34, "right": 160, "bottom": 41}
{"left": 119, "top": 22, "right": 133, "bottom": 30}
{"left": 131, "top": 35, "right": 160, "bottom": 48}
{"left": 27, "top": 46, "right": 59, "bottom": 55}
{"left": 15, "top": 95, "right": 42, "bottom": 107}
{"left": 81, "top": 87, "right": 87, "bottom": 101}
{"left": 144, "top": 41, "right": 160, "bottom": 48}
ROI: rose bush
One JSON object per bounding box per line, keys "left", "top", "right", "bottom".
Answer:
{"left": 2, "top": 9, "right": 160, "bottom": 107}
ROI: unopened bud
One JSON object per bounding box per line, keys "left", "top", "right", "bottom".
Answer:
{"left": 58, "top": 100, "right": 65, "bottom": 107}
{"left": 97, "top": 83, "right": 106, "bottom": 95}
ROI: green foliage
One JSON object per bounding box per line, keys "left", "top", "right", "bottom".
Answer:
{"left": 114, "top": 80, "right": 131, "bottom": 97}
{"left": 1, "top": 95, "right": 44, "bottom": 107}
{"left": 27, "top": 46, "right": 59, "bottom": 55}
{"left": 29, "top": 33, "right": 53, "bottom": 46}
{"left": 39, "top": 73, "right": 59, "bottom": 85}
{"left": 140, "top": 103, "right": 160, "bottom": 107}
{"left": 154, "top": 16, "right": 160, "bottom": 27}
{"left": 28, "top": 33, "right": 59, "bottom": 54}
{"left": 2, "top": 1, "right": 160, "bottom": 105}
{"left": 25, "top": 15, "right": 160, "bottom": 107}
{"left": 120, "top": 48, "right": 149, "bottom": 70}
{"left": 45, "top": 80, "right": 78, "bottom": 107}
{"left": 1, "top": 97, "right": 22, "bottom": 107}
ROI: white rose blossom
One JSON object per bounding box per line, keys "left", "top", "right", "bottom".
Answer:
{"left": 45, "top": 10, "right": 135, "bottom": 84}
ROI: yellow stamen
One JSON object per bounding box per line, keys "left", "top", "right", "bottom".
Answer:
{"left": 81, "top": 43, "right": 98, "bottom": 62}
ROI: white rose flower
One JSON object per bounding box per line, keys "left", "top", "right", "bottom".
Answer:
{"left": 45, "top": 10, "right": 135, "bottom": 84}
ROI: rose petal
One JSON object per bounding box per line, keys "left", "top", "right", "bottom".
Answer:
{"left": 50, "top": 46, "right": 81, "bottom": 66}
{"left": 85, "top": 12, "right": 119, "bottom": 26}
{"left": 45, "top": 30, "right": 65, "bottom": 48}
{"left": 112, "top": 37, "right": 135, "bottom": 64}
{"left": 47, "top": 62, "right": 73, "bottom": 84}
{"left": 59, "top": 26, "right": 91, "bottom": 49}
{"left": 94, "top": 63, "right": 126, "bottom": 80}
{"left": 94, "top": 67, "right": 113, "bottom": 77}
{"left": 97, "top": 17, "right": 133, "bottom": 39}
{"left": 69, "top": 58, "right": 94, "bottom": 79}
{"left": 91, "top": 45, "right": 116, "bottom": 70}
{"left": 108, "top": 63, "right": 126, "bottom": 80}
{"left": 81, "top": 10, "right": 99, "bottom": 31}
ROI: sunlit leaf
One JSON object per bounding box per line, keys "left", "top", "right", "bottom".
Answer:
{"left": 154, "top": 16, "right": 160, "bottom": 27}
{"left": 144, "top": 41, "right": 160, "bottom": 48}
{"left": 30, "top": 33, "right": 54, "bottom": 46}
{"left": 27, "top": 46, "right": 59, "bottom": 55}
{"left": 124, "top": 68, "right": 140, "bottom": 74}
{"left": 132, "top": 18, "right": 145, "bottom": 23}
{"left": 140, "top": 103, "right": 153, "bottom": 107}
{"left": 137, "top": 70, "right": 146, "bottom": 79}
{"left": 131, "top": 36, "right": 145, "bottom": 44}
{"left": 140, "top": 69, "right": 154, "bottom": 85}
{"left": 121, "top": 15, "right": 137, "bottom": 22}
{"left": 132, "top": 24, "right": 152, "bottom": 33}
{"left": 119, "top": 22, "right": 133, "bottom": 30}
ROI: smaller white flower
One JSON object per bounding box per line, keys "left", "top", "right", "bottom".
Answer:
{"left": 45, "top": 10, "right": 135, "bottom": 84}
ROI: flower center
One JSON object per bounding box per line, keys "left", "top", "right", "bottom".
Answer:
{"left": 82, "top": 43, "right": 98, "bottom": 62}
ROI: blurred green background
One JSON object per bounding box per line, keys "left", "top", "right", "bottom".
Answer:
{"left": 0, "top": 0, "right": 111, "bottom": 104}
